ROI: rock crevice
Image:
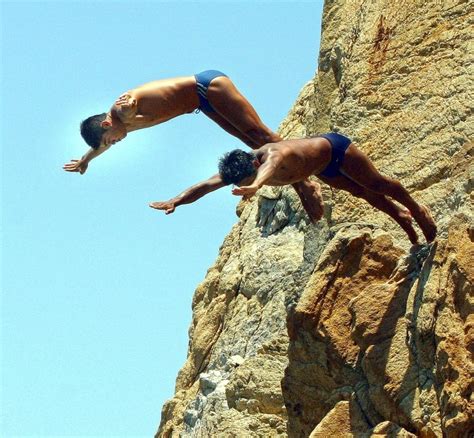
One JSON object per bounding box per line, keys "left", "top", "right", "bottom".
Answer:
{"left": 157, "top": 0, "right": 472, "bottom": 436}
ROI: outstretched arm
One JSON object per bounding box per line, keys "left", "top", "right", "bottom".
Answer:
{"left": 149, "top": 173, "right": 227, "bottom": 214}
{"left": 232, "top": 150, "right": 282, "bottom": 197}
{"left": 63, "top": 144, "right": 111, "bottom": 174}
{"left": 64, "top": 94, "right": 133, "bottom": 175}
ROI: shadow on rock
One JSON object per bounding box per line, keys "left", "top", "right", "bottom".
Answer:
{"left": 282, "top": 226, "right": 443, "bottom": 437}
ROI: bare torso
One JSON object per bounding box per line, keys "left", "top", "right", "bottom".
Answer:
{"left": 114, "top": 76, "right": 200, "bottom": 132}
{"left": 256, "top": 137, "right": 332, "bottom": 185}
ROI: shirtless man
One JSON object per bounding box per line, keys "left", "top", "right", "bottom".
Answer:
{"left": 63, "top": 70, "right": 323, "bottom": 221}
{"left": 163, "top": 133, "right": 437, "bottom": 244}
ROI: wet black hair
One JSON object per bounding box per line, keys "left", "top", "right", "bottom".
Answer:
{"left": 80, "top": 113, "right": 107, "bottom": 149}
{"left": 218, "top": 149, "right": 256, "bottom": 185}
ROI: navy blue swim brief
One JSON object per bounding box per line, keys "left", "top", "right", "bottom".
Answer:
{"left": 194, "top": 70, "right": 228, "bottom": 113}
{"left": 318, "top": 132, "right": 352, "bottom": 178}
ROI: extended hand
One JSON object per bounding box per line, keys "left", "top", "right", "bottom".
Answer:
{"left": 149, "top": 201, "right": 176, "bottom": 215}
{"left": 232, "top": 185, "right": 259, "bottom": 197}
{"left": 63, "top": 159, "right": 88, "bottom": 174}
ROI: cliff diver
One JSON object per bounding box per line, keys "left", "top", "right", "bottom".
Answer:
{"left": 63, "top": 70, "right": 323, "bottom": 222}
{"left": 155, "top": 133, "right": 437, "bottom": 244}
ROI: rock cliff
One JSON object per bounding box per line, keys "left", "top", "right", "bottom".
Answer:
{"left": 157, "top": 0, "right": 473, "bottom": 436}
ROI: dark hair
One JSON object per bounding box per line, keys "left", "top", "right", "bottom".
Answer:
{"left": 80, "top": 113, "right": 107, "bottom": 149}
{"left": 218, "top": 149, "right": 256, "bottom": 185}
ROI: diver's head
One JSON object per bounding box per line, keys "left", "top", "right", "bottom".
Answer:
{"left": 218, "top": 149, "right": 259, "bottom": 185}
{"left": 80, "top": 113, "right": 127, "bottom": 149}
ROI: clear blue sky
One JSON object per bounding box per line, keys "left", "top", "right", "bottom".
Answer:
{"left": 2, "top": 1, "right": 323, "bottom": 436}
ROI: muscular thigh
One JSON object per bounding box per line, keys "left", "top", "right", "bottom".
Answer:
{"left": 340, "top": 144, "right": 387, "bottom": 189}
{"left": 203, "top": 110, "right": 258, "bottom": 148}
{"left": 206, "top": 77, "right": 271, "bottom": 134}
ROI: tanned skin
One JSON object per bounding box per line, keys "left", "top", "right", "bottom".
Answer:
{"left": 232, "top": 137, "right": 437, "bottom": 244}
{"left": 167, "top": 137, "right": 437, "bottom": 244}
{"left": 63, "top": 75, "right": 324, "bottom": 221}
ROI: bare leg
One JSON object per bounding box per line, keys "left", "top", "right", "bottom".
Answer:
{"left": 318, "top": 175, "right": 419, "bottom": 244}
{"left": 206, "top": 76, "right": 324, "bottom": 221}
{"left": 340, "top": 145, "right": 437, "bottom": 242}
{"left": 362, "top": 193, "right": 419, "bottom": 244}
{"left": 203, "top": 110, "right": 259, "bottom": 148}
{"left": 206, "top": 76, "right": 281, "bottom": 146}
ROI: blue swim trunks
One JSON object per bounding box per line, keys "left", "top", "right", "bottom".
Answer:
{"left": 318, "top": 132, "right": 352, "bottom": 178}
{"left": 194, "top": 70, "right": 228, "bottom": 113}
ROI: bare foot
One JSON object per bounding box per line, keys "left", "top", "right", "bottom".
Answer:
{"left": 412, "top": 205, "right": 437, "bottom": 242}
{"left": 293, "top": 180, "right": 324, "bottom": 222}
{"left": 149, "top": 201, "right": 176, "bottom": 214}
{"left": 396, "top": 207, "right": 419, "bottom": 245}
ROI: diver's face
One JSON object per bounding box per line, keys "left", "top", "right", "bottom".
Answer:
{"left": 101, "top": 119, "right": 127, "bottom": 146}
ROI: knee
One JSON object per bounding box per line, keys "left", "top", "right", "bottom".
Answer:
{"left": 242, "top": 137, "right": 259, "bottom": 149}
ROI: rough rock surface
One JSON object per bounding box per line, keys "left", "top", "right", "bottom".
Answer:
{"left": 157, "top": 0, "right": 473, "bottom": 436}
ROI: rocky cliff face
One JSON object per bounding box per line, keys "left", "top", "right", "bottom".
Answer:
{"left": 157, "top": 0, "right": 473, "bottom": 436}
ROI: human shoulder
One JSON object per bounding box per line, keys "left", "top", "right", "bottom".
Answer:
{"left": 254, "top": 144, "right": 284, "bottom": 165}
{"left": 268, "top": 141, "right": 292, "bottom": 157}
